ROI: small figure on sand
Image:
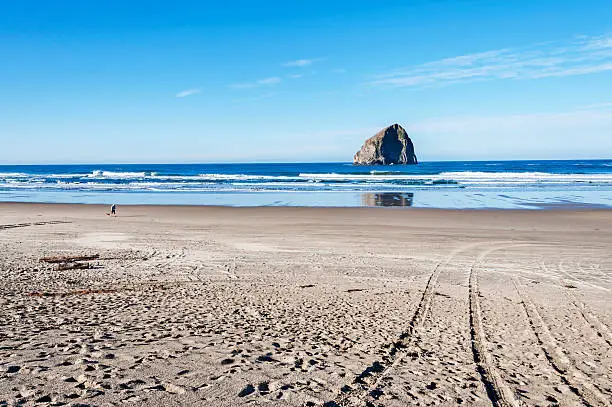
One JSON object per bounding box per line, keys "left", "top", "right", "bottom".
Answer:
{"left": 110, "top": 204, "right": 117, "bottom": 216}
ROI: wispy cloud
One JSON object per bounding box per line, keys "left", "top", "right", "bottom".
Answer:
{"left": 230, "top": 77, "right": 282, "bottom": 89}
{"left": 370, "top": 33, "right": 612, "bottom": 88}
{"left": 175, "top": 88, "right": 201, "bottom": 98}
{"left": 409, "top": 105, "right": 612, "bottom": 159}
{"left": 577, "top": 101, "right": 612, "bottom": 110}
{"left": 230, "top": 58, "right": 321, "bottom": 90}
{"left": 283, "top": 58, "right": 319, "bottom": 67}
{"left": 258, "top": 77, "right": 282, "bottom": 85}
{"left": 411, "top": 105, "right": 612, "bottom": 134}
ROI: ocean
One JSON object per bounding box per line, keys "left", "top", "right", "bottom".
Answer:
{"left": 1, "top": 160, "right": 611, "bottom": 209}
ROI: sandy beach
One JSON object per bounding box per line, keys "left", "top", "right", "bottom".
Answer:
{"left": 1, "top": 203, "right": 611, "bottom": 406}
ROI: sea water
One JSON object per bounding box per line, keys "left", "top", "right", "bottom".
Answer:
{"left": 0, "top": 160, "right": 611, "bottom": 209}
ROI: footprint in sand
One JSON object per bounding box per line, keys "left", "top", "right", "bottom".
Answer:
{"left": 238, "top": 384, "right": 256, "bottom": 397}
{"left": 7, "top": 365, "right": 21, "bottom": 373}
{"left": 258, "top": 382, "right": 270, "bottom": 395}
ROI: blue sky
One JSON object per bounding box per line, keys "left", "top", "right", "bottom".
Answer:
{"left": 1, "top": 0, "right": 611, "bottom": 163}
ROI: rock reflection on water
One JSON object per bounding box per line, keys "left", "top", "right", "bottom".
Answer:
{"left": 361, "top": 192, "right": 414, "bottom": 207}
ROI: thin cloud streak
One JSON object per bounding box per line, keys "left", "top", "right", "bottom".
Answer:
{"left": 175, "top": 88, "right": 201, "bottom": 98}
{"left": 258, "top": 77, "right": 282, "bottom": 85}
{"left": 370, "top": 33, "right": 612, "bottom": 88}
{"left": 283, "top": 58, "right": 318, "bottom": 67}
{"left": 578, "top": 101, "right": 612, "bottom": 110}
{"left": 230, "top": 77, "right": 282, "bottom": 89}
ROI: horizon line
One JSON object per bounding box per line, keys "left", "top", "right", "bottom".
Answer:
{"left": 1, "top": 157, "right": 611, "bottom": 166}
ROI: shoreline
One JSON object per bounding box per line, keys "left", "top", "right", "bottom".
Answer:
{"left": 2, "top": 200, "right": 611, "bottom": 212}
{"left": 2, "top": 159, "right": 612, "bottom": 210}
{"left": 3, "top": 202, "right": 612, "bottom": 236}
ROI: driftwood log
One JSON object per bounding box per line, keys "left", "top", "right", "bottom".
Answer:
{"left": 55, "top": 262, "right": 92, "bottom": 271}
{"left": 39, "top": 254, "right": 99, "bottom": 263}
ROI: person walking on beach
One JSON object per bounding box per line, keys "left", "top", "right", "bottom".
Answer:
{"left": 110, "top": 204, "right": 116, "bottom": 216}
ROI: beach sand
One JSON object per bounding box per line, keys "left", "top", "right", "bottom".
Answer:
{"left": 1, "top": 203, "right": 611, "bottom": 406}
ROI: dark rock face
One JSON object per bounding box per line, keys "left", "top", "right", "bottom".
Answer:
{"left": 353, "top": 124, "right": 418, "bottom": 165}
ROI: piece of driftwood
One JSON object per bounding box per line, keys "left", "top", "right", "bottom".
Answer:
{"left": 55, "top": 262, "right": 92, "bottom": 271}
{"left": 40, "top": 254, "right": 99, "bottom": 263}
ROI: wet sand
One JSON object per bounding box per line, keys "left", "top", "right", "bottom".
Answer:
{"left": 1, "top": 203, "right": 611, "bottom": 406}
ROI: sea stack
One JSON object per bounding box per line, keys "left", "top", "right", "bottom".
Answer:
{"left": 353, "top": 124, "right": 418, "bottom": 165}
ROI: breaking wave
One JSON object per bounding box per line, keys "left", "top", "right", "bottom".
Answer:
{"left": 1, "top": 168, "right": 612, "bottom": 193}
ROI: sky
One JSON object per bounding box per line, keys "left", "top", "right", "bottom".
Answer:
{"left": 1, "top": 0, "right": 612, "bottom": 164}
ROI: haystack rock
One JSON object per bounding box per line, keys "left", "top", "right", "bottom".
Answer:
{"left": 353, "top": 124, "right": 418, "bottom": 165}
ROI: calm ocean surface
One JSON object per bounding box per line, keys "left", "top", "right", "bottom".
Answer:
{"left": 1, "top": 160, "right": 611, "bottom": 209}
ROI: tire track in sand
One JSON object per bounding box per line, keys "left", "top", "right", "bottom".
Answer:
{"left": 540, "top": 260, "right": 612, "bottom": 347}
{"left": 326, "top": 242, "right": 488, "bottom": 407}
{"left": 554, "top": 262, "right": 612, "bottom": 347}
{"left": 570, "top": 299, "right": 612, "bottom": 347}
{"left": 469, "top": 247, "right": 521, "bottom": 407}
{"left": 512, "top": 277, "right": 609, "bottom": 407}
{"left": 557, "top": 259, "right": 610, "bottom": 292}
